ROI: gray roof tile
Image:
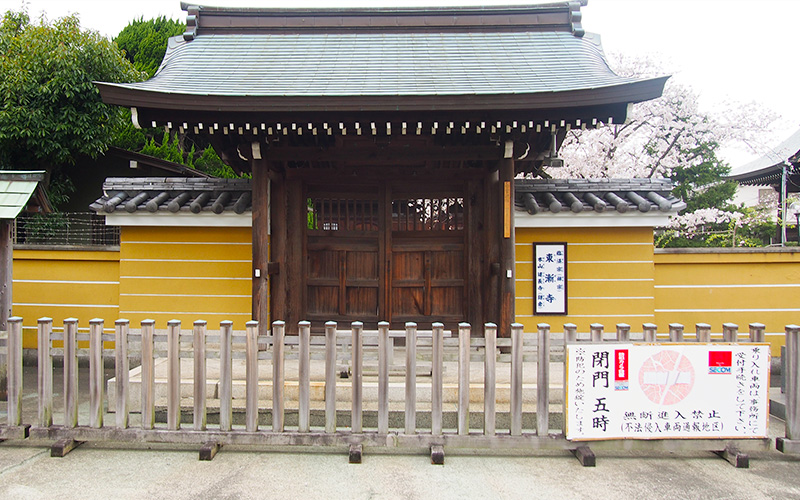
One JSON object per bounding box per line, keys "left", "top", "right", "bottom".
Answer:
{"left": 101, "top": 31, "right": 643, "bottom": 99}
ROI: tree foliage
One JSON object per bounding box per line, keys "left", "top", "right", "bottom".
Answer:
{"left": 114, "top": 16, "right": 185, "bottom": 78}
{"left": 555, "top": 54, "right": 776, "bottom": 182}
{"left": 552, "top": 54, "right": 781, "bottom": 247}
{"left": 0, "top": 9, "right": 144, "bottom": 171}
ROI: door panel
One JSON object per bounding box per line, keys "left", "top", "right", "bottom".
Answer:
{"left": 304, "top": 184, "right": 467, "bottom": 325}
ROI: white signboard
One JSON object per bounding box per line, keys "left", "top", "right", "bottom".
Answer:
{"left": 566, "top": 343, "right": 770, "bottom": 440}
{"left": 534, "top": 243, "right": 567, "bottom": 315}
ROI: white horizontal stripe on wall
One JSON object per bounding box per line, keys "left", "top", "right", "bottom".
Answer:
{"left": 124, "top": 241, "right": 250, "bottom": 246}
{"left": 120, "top": 293, "right": 250, "bottom": 298}
{"left": 13, "top": 279, "right": 119, "bottom": 285}
{"left": 121, "top": 258, "right": 250, "bottom": 263}
{"left": 655, "top": 284, "right": 800, "bottom": 289}
{"left": 569, "top": 278, "right": 654, "bottom": 282}
{"left": 120, "top": 276, "right": 250, "bottom": 281}
{"left": 120, "top": 310, "right": 251, "bottom": 316}
{"left": 569, "top": 296, "right": 654, "bottom": 300}
{"left": 13, "top": 303, "right": 118, "bottom": 308}
{"left": 656, "top": 308, "right": 800, "bottom": 313}
{"left": 569, "top": 260, "right": 652, "bottom": 264}
{"left": 516, "top": 242, "right": 651, "bottom": 247}
{"left": 516, "top": 314, "right": 653, "bottom": 319}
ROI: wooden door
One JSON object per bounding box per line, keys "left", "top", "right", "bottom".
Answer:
{"left": 305, "top": 190, "right": 383, "bottom": 322}
{"left": 304, "top": 182, "right": 468, "bottom": 327}
{"left": 388, "top": 189, "right": 466, "bottom": 326}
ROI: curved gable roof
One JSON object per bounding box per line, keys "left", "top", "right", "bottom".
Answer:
{"left": 97, "top": 3, "right": 667, "bottom": 115}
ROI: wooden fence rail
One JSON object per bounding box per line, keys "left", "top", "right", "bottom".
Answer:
{"left": 0, "top": 317, "right": 793, "bottom": 466}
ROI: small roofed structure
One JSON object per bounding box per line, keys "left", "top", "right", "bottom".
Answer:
{"left": 94, "top": 2, "right": 669, "bottom": 336}
{"left": 728, "top": 128, "right": 800, "bottom": 244}
{"left": 0, "top": 170, "right": 49, "bottom": 330}
{"left": 728, "top": 128, "right": 800, "bottom": 191}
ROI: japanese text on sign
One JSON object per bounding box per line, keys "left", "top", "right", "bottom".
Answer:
{"left": 566, "top": 344, "right": 770, "bottom": 440}
{"left": 534, "top": 243, "right": 567, "bottom": 315}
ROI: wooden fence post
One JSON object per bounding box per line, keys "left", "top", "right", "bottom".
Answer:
{"left": 378, "top": 321, "right": 390, "bottom": 434}
{"left": 89, "top": 318, "right": 104, "bottom": 429}
{"left": 115, "top": 319, "right": 129, "bottom": 429}
{"left": 484, "top": 323, "right": 497, "bottom": 436}
{"left": 616, "top": 323, "right": 631, "bottom": 342}
{"left": 696, "top": 323, "right": 711, "bottom": 343}
{"left": 510, "top": 323, "right": 524, "bottom": 436}
{"left": 351, "top": 321, "right": 363, "bottom": 433}
{"left": 167, "top": 320, "right": 181, "bottom": 431}
{"left": 272, "top": 321, "right": 285, "bottom": 433}
{"left": 537, "top": 323, "right": 550, "bottom": 436}
{"left": 325, "top": 321, "right": 337, "bottom": 434}
{"left": 193, "top": 320, "right": 207, "bottom": 431}
{"left": 778, "top": 325, "right": 800, "bottom": 453}
{"left": 722, "top": 323, "right": 738, "bottom": 342}
{"left": 564, "top": 323, "right": 577, "bottom": 343}
{"left": 749, "top": 323, "right": 766, "bottom": 343}
{"left": 246, "top": 320, "right": 259, "bottom": 432}
{"left": 64, "top": 318, "right": 78, "bottom": 428}
{"left": 590, "top": 323, "right": 603, "bottom": 342}
{"left": 7, "top": 317, "right": 22, "bottom": 427}
{"left": 299, "top": 320, "right": 311, "bottom": 433}
{"left": 457, "top": 322, "right": 471, "bottom": 436}
{"left": 219, "top": 320, "right": 233, "bottom": 432}
{"left": 405, "top": 322, "right": 417, "bottom": 435}
{"left": 38, "top": 317, "right": 53, "bottom": 428}
{"left": 431, "top": 322, "right": 444, "bottom": 436}
{"left": 669, "top": 323, "right": 684, "bottom": 342}
{"left": 141, "top": 319, "right": 155, "bottom": 430}
{"left": 642, "top": 323, "right": 658, "bottom": 342}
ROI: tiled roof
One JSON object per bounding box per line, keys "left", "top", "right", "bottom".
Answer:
{"left": 90, "top": 178, "right": 252, "bottom": 215}
{"left": 515, "top": 178, "right": 685, "bottom": 215}
{"left": 96, "top": 4, "right": 668, "bottom": 114}
{"left": 728, "top": 128, "right": 800, "bottom": 187}
{"left": 104, "top": 31, "right": 643, "bottom": 99}
{"left": 91, "top": 177, "right": 685, "bottom": 218}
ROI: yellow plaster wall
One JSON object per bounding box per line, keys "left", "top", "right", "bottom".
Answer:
{"left": 654, "top": 249, "right": 800, "bottom": 356}
{"left": 12, "top": 248, "right": 120, "bottom": 348}
{"left": 515, "top": 226, "right": 656, "bottom": 334}
{"left": 118, "top": 226, "right": 253, "bottom": 330}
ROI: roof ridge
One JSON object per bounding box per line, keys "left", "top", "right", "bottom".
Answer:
{"left": 180, "top": 2, "right": 586, "bottom": 40}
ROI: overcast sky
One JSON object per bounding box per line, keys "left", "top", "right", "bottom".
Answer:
{"left": 3, "top": 0, "right": 799, "bottom": 165}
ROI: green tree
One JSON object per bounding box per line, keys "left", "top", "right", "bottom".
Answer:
{"left": 115, "top": 16, "right": 185, "bottom": 78}
{"left": 668, "top": 141, "right": 738, "bottom": 213}
{"left": 0, "top": 9, "right": 143, "bottom": 202}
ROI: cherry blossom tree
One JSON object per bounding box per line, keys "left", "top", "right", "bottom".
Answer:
{"left": 554, "top": 54, "right": 777, "bottom": 180}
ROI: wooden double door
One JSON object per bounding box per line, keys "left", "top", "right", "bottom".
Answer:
{"left": 305, "top": 181, "right": 469, "bottom": 328}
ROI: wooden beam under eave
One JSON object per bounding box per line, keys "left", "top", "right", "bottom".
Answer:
{"left": 251, "top": 159, "right": 270, "bottom": 336}
{"left": 261, "top": 145, "right": 503, "bottom": 164}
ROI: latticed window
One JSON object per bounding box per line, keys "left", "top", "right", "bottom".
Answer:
{"left": 307, "top": 197, "right": 379, "bottom": 231}
{"left": 391, "top": 197, "right": 464, "bottom": 231}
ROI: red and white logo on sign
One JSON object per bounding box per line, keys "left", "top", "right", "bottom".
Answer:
{"left": 709, "top": 351, "right": 732, "bottom": 374}
{"left": 614, "top": 349, "right": 629, "bottom": 391}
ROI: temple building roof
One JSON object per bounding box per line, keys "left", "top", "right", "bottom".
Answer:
{"left": 96, "top": 3, "right": 667, "bottom": 121}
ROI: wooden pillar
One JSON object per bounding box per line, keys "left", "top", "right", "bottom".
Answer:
{"left": 484, "top": 168, "right": 500, "bottom": 331}
{"left": 466, "top": 179, "right": 484, "bottom": 330}
{"left": 499, "top": 149, "right": 516, "bottom": 338}
{"left": 0, "top": 220, "right": 12, "bottom": 399}
{"left": 0, "top": 219, "right": 12, "bottom": 331}
{"left": 252, "top": 159, "right": 270, "bottom": 335}
{"left": 270, "top": 165, "right": 287, "bottom": 328}
{"left": 285, "top": 174, "right": 305, "bottom": 332}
